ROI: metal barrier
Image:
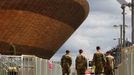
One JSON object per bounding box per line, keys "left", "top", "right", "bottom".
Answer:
{"left": 115, "top": 46, "right": 134, "bottom": 75}
{"left": 0, "top": 55, "right": 62, "bottom": 75}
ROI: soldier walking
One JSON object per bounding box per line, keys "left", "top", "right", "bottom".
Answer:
{"left": 61, "top": 50, "right": 72, "bottom": 75}
{"left": 75, "top": 49, "right": 87, "bottom": 75}
{"left": 93, "top": 46, "right": 106, "bottom": 75}
{"left": 104, "top": 51, "right": 115, "bottom": 75}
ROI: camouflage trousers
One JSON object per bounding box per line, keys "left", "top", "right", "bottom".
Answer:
{"left": 95, "top": 64, "right": 104, "bottom": 75}
{"left": 104, "top": 67, "right": 114, "bottom": 75}
{"left": 62, "top": 67, "right": 70, "bottom": 75}
{"left": 76, "top": 69, "right": 86, "bottom": 75}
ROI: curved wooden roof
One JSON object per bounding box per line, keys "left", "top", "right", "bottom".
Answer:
{"left": 0, "top": 0, "right": 89, "bottom": 59}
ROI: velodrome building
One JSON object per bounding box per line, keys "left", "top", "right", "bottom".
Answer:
{"left": 0, "top": 0, "right": 89, "bottom": 59}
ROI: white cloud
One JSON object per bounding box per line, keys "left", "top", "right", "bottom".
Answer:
{"left": 51, "top": 0, "right": 131, "bottom": 62}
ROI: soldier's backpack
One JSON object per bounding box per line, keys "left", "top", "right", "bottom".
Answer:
{"left": 62, "top": 55, "right": 70, "bottom": 69}
{"left": 105, "top": 56, "right": 113, "bottom": 69}
{"left": 76, "top": 55, "right": 86, "bottom": 69}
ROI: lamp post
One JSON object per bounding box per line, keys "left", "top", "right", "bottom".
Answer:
{"left": 116, "top": 0, "right": 130, "bottom": 47}
{"left": 121, "top": 4, "right": 126, "bottom": 47}
{"left": 132, "top": 0, "right": 134, "bottom": 44}
{"left": 113, "top": 25, "right": 123, "bottom": 48}
{"left": 113, "top": 24, "right": 128, "bottom": 47}
{"left": 113, "top": 38, "right": 121, "bottom": 47}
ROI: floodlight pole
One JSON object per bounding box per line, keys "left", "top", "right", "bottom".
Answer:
{"left": 121, "top": 4, "right": 126, "bottom": 47}
{"left": 120, "top": 25, "right": 123, "bottom": 48}
{"left": 113, "top": 25, "right": 123, "bottom": 48}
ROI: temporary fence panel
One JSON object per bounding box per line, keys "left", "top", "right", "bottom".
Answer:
{"left": 21, "top": 55, "right": 36, "bottom": 75}
{"left": 52, "top": 63, "right": 61, "bottom": 75}
{"left": 52, "top": 63, "right": 59, "bottom": 75}
{"left": 0, "top": 55, "right": 22, "bottom": 75}
{"left": 41, "top": 59, "right": 48, "bottom": 75}
{"left": 55, "top": 64, "right": 62, "bottom": 75}
{"left": 0, "top": 55, "right": 62, "bottom": 75}
{"left": 115, "top": 46, "right": 134, "bottom": 75}
{"left": 131, "top": 52, "right": 133, "bottom": 75}
{"left": 35, "top": 57, "right": 41, "bottom": 75}
{"left": 47, "top": 60, "right": 52, "bottom": 75}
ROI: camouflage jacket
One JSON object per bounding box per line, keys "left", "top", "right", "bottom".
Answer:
{"left": 93, "top": 51, "right": 106, "bottom": 66}
{"left": 105, "top": 55, "right": 115, "bottom": 69}
{"left": 61, "top": 54, "right": 72, "bottom": 69}
{"left": 75, "top": 54, "right": 87, "bottom": 70}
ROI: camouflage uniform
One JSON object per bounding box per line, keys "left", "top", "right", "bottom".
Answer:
{"left": 104, "top": 54, "right": 115, "bottom": 75}
{"left": 61, "top": 54, "right": 72, "bottom": 75}
{"left": 93, "top": 51, "right": 106, "bottom": 75}
{"left": 75, "top": 54, "right": 87, "bottom": 75}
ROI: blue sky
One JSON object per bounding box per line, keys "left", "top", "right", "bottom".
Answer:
{"left": 51, "top": 0, "right": 131, "bottom": 62}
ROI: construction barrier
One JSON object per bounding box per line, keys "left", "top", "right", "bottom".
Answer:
{"left": 115, "top": 46, "right": 134, "bottom": 75}
{"left": 0, "top": 55, "right": 62, "bottom": 75}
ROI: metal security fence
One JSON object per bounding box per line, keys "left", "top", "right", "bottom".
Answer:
{"left": 0, "top": 55, "right": 21, "bottom": 75}
{"left": 0, "top": 55, "right": 62, "bottom": 75}
{"left": 115, "top": 46, "right": 134, "bottom": 75}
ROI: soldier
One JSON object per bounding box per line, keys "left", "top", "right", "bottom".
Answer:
{"left": 104, "top": 51, "right": 115, "bottom": 75}
{"left": 93, "top": 46, "right": 106, "bottom": 75}
{"left": 75, "top": 49, "right": 87, "bottom": 75}
{"left": 61, "top": 50, "right": 72, "bottom": 75}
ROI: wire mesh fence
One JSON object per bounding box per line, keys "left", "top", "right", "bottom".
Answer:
{"left": 0, "top": 55, "right": 62, "bottom": 75}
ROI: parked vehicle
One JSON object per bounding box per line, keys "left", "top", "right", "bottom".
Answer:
{"left": 85, "top": 61, "right": 95, "bottom": 75}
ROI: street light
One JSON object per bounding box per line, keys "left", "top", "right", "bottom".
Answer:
{"left": 122, "top": 4, "right": 127, "bottom": 47}
{"left": 113, "top": 25, "right": 128, "bottom": 48}
{"left": 117, "top": 0, "right": 134, "bottom": 45}
{"left": 113, "top": 38, "right": 121, "bottom": 47}
{"left": 113, "top": 25, "right": 123, "bottom": 48}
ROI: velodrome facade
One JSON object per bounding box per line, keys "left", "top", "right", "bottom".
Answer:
{"left": 0, "top": 0, "right": 89, "bottom": 59}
